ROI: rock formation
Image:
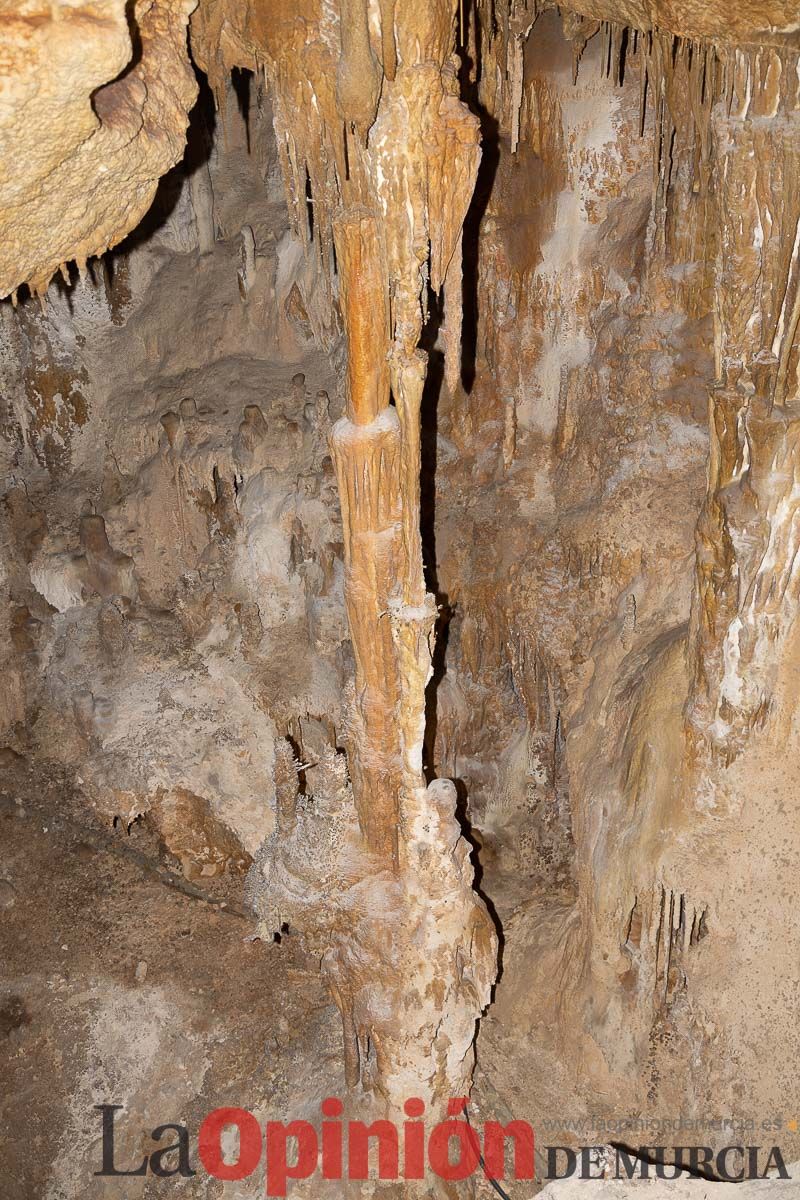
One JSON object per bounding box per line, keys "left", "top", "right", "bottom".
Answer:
{"left": 0, "top": 0, "right": 199, "bottom": 299}
{"left": 1, "top": 0, "right": 800, "bottom": 1196}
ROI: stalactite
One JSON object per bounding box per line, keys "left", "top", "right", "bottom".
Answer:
{"left": 333, "top": 210, "right": 391, "bottom": 426}
{"left": 772, "top": 216, "right": 800, "bottom": 410}
{"left": 336, "top": 0, "right": 383, "bottom": 138}
{"left": 390, "top": 349, "right": 427, "bottom": 607}
{"left": 510, "top": 33, "right": 525, "bottom": 152}
{"left": 688, "top": 39, "right": 800, "bottom": 758}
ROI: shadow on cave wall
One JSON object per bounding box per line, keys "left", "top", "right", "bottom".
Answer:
{"left": 416, "top": 10, "right": 507, "bottom": 966}
{"left": 109, "top": 68, "right": 218, "bottom": 262}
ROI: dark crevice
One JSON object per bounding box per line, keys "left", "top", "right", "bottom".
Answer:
{"left": 458, "top": 13, "right": 501, "bottom": 395}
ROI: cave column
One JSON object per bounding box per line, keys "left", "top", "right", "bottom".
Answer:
{"left": 330, "top": 209, "right": 406, "bottom": 864}
{"left": 325, "top": 8, "right": 498, "bottom": 1126}
{"left": 218, "top": 0, "right": 499, "bottom": 1144}
{"left": 329, "top": 196, "right": 494, "bottom": 1123}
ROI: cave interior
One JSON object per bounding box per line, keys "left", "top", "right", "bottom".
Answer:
{"left": 1, "top": 0, "right": 800, "bottom": 1196}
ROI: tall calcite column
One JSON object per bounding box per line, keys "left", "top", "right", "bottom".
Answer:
{"left": 222, "top": 0, "right": 499, "bottom": 1162}
{"left": 330, "top": 211, "right": 405, "bottom": 864}
{"left": 321, "top": 189, "right": 497, "bottom": 1124}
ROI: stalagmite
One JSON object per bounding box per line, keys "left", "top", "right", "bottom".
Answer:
{"left": 191, "top": 162, "right": 217, "bottom": 256}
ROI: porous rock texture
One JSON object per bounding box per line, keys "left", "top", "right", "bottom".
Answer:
{"left": 0, "top": 0, "right": 199, "bottom": 299}
{"left": 1, "top": 0, "right": 800, "bottom": 1197}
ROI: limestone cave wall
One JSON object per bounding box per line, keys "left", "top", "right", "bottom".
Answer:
{"left": 1, "top": 1, "right": 799, "bottom": 1196}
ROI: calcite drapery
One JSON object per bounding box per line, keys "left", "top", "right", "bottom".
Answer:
{"left": 690, "top": 48, "right": 800, "bottom": 758}
{"left": 3, "top": 0, "right": 798, "bottom": 301}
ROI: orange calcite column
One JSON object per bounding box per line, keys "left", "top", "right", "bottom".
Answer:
{"left": 331, "top": 210, "right": 406, "bottom": 864}
{"left": 334, "top": 209, "right": 391, "bottom": 425}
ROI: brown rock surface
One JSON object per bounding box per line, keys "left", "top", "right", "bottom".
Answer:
{"left": 2, "top": 0, "right": 800, "bottom": 1196}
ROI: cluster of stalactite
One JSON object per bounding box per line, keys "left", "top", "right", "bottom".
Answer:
{"left": 466, "top": 5, "right": 800, "bottom": 764}
{"left": 444, "top": 0, "right": 800, "bottom": 1133}
{"left": 476, "top": 3, "right": 798, "bottom": 264}
{"left": 689, "top": 47, "right": 800, "bottom": 762}
{"left": 553, "top": 29, "right": 800, "bottom": 761}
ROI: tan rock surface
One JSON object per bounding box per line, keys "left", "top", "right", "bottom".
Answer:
{"left": 0, "top": 0, "right": 198, "bottom": 299}
{"left": 2, "top": 1, "right": 800, "bottom": 1196}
